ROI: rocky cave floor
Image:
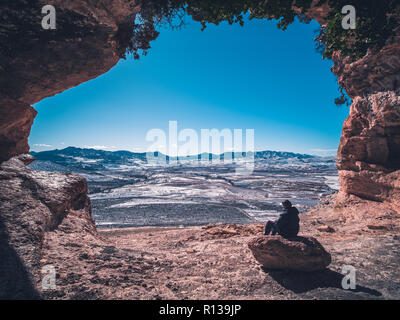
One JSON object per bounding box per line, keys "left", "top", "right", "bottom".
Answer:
{"left": 39, "top": 194, "right": 400, "bottom": 300}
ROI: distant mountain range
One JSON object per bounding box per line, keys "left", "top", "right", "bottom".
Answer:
{"left": 32, "top": 147, "right": 147, "bottom": 165}
{"left": 30, "top": 147, "right": 334, "bottom": 172}
{"left": 31, "top": 146, "right": 317, "bottom": 162}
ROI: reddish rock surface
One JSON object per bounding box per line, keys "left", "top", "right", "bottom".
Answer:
{"left": 0, "top": 0, "right": 139, "bottom": 161}
{"left": 1, "top": 170, "right": 400, "bottom": 299}
{"left": 248, "top": 235, "right": 331, "bottom": 271}
{"left": 95, "top": 197, "right": 400, "bottom": 300}
{"left": 336, "top": 91, "right": 400, "bottom": 202}
{"left": 333, "top": 39, "right": 400, "bottom": 204}
{"left": 0, "top": 99, "right": 37, "bottom": 162}
{"left": 0, "top": 155, "right": 94, "bottom": 298}
{"left": 0, "top": 155, "right": 167, "bottom": 300}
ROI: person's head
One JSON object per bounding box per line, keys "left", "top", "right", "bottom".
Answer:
{"left": 282, "top": 200, "right": 292, "bottom": 209}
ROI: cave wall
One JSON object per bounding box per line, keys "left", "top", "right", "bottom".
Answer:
{"left": 0, "top": 154, "right": 94, "bottom": 299}
{"left": 0, "top": 0, "right": 139, "bottom": 160}
{"left": 0, "top": 0, "right": 139, "bottom": 299}
{"left": 0, "top": 99, "right": 37, "bottom": 162}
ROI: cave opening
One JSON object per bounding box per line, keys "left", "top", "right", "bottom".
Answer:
{"left": 28, "top": 12, "right": 349, "bottom": 229}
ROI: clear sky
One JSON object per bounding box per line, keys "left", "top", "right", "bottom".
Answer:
{"left": 30, "top": 14, "right": 349, "bottom": 156}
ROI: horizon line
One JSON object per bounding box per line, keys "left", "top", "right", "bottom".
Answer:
{"left": 30, "top": 145, "right": 338, "bottom": 157}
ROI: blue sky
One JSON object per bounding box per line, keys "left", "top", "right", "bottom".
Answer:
{"left": 30, "top": 15, "right": 349, "bottom": 156}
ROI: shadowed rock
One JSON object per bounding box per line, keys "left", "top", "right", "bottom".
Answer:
{"left": 0, "top": 155, "right": 94, "bottom": 298}
{"left": 248, "top": 235, "right": 331, "bottom": 271}
{"left": 0, "top": 99, "right": 37, "bottom": 163}
{"left": 0, "top": 0, "right": 139, "bottom": 162}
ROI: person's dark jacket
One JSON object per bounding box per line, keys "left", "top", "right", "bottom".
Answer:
{"left": 275, "top": 206, "right": 300, "bottom": 238}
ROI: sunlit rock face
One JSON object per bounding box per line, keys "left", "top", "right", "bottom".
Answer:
{"left": 0, "top": 0, "right": 139, "bottom": 160}
{"left": 333, "top": 40, "right": 400, "bottom": 203}
{"left": 296, "top": 1, "right": 400, "bottom": 205}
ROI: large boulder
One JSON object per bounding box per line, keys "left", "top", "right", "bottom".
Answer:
{"left": 0, "top": 155, "right": 95, "bottom": 299}
{"left": 248, "top": 235, "right": 331, "bottom": 271}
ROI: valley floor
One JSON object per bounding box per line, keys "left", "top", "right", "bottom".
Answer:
{"left": 40, "top": 194, "right": 400, "bottom": 300}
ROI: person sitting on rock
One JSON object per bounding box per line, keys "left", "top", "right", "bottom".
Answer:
{"left": 264, "top": 200, "right": 300, "bottom": 238}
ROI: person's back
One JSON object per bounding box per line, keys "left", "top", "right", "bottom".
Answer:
{"left": 264, "top": 200, "right": 300, "bottom": 237}
{"left": 276, "top": 206, "right": 299, "bottom": 238}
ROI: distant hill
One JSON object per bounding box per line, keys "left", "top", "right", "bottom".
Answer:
{"left": 31, "top": 147, "right": 316, "bottom": 160}
{"left": 30, "top": 147, "right": 148, "bottom": 172}
{"left": 30, "top": 147, "right": 333, "bottom": 172}
{"left": 31, "top": 146, "right": 147, "bottom": 164}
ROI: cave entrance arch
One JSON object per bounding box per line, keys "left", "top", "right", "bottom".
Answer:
{"left": 25, "top": 10, "right": 350, "bottom": 228}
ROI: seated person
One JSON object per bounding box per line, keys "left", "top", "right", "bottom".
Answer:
{"left": 264, "top": 200, "right": 300, "bottom": 238}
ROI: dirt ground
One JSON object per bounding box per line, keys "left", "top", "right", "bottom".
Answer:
{"left": 40, "top": 194, "right": 400, "bottom": 300}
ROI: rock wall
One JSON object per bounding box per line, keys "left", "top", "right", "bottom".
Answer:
{"left": 0, "top": 99, "right": 37, "bottom": 162}
{"left": 0, "top": 0, "right": 139, "bottom": 299}
{"left": 0, "top": 0, "right": 139, "bottom": 160}
{"left": 0, "top": 155, "right": 94, "bottom": 299}
{"left": 333, "top": 41, "right": 400, "bottom": 203}
{"left": 294, "top": 1, "right": 400, "bottom": 206}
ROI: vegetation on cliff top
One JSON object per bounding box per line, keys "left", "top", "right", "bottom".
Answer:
{"left": 127, "top": 0, "right": 398, "bottom": 60}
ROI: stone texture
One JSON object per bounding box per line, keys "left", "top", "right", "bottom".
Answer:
{"left": 0, "top": 155, "right": 94, "bottom": 299}
{"left": 0, "top": 0, "right": 139, "bottom": 162}
{"left": 331, "top": 21, "right": 400, "bottom": 205}
{"left": 248, "top": 235, "right": 331, "bottom": 271}
{"left": 335, "top": 88, "right": 400, "bottom": 202}
{"left": 332, "top": 43, "right": 400, "bottom": 98}
{"left": 0, "top": 155, "right": 163, "bottom": 299}
{"left": 0, "top": 99, "right": 37, "bottom": 162}
{"left": 293, "top": 0, "right": 331, "bottom": 25}
{"left": 0, "top": 0, "right": 139, "bottom": 104}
